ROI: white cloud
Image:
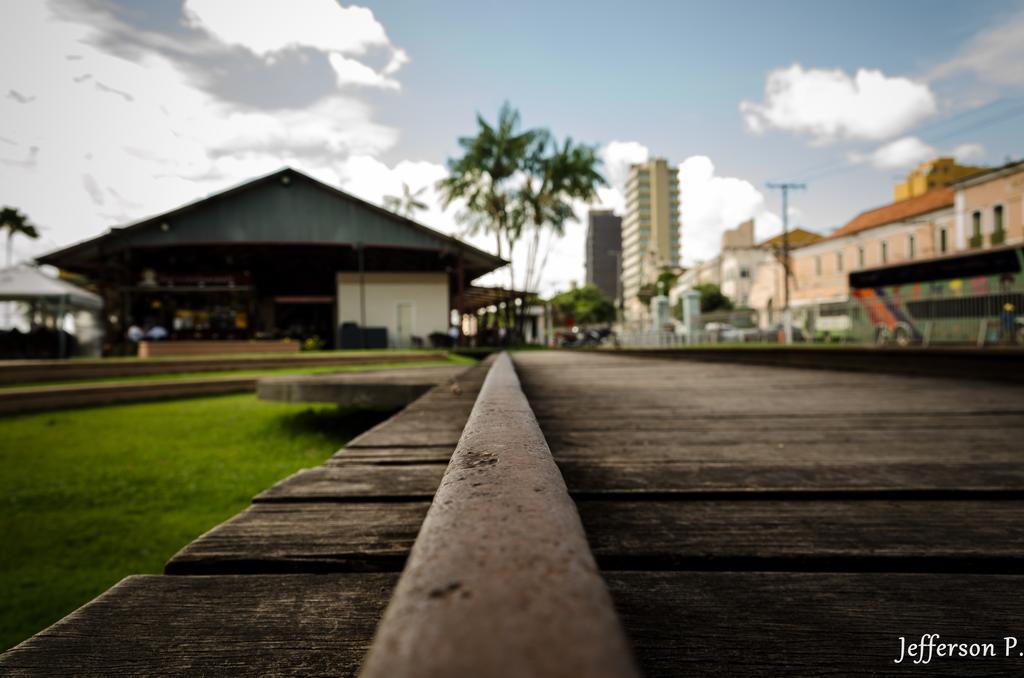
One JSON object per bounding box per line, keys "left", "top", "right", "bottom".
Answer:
{"left": 848, "top": 137, "right": 988, "bottom": 170}
{"left": 675, "top": 156, "right": 791, "bottom": 265}
{"left": 0, "top": 2, "right": 408, "bottom": 265}
{"left": 929, "top": 11, "right": 1024, "bottom": 87}
{"left": 600, "top": 140, "right": 649, "bottom": 190}
{"left": 593, "top": 140, "right": 649, "bottom": 214}
{"left": 183, "top": 0, "right": 406, "bottom": 89}
{"left": 741, "top": 64, "right": 937, "bottom": 143}
{"left": 184, "top": 0, "right": 387, "bottom": 56}
{"left": 848, "top": 136, "right": 936, "bottom": 169}
{"left": 952, "top": 142, "right": 986, "bottom": 163}
{"left": 328, "top": 53, "right": 400, "bottom": 90}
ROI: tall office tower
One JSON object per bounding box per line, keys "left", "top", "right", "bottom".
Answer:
{"left": 585, "top": 209, "right": 622, "bottom": 302}
{"left": 621, "top": 158, "right": 681, "bottom": 327}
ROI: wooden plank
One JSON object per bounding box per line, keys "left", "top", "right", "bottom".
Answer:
{"left": 165, "top": 501, "right": 429, "bottom": 574}
{"left": 514, "top": 353, "right": 1024, "bottom": 418}
{"left": 259, "top": 460, "right": 1024, "bottom": 500}
{"left": 255, "top": 464, "right": 445, "bottom": 502}
{"left": 328, "top": 446, "right": 455, "bottom": 464}
{"left": 547, "top": 441, "right": 1023, "bottom": 465}
{"left": 605, "top": 571, "right": 1024, "bottom": 677}
{"left": 578, "top": 499, "right": 1024, "bottom": 570}
{"left": 346, "top": 430, "right": 463, "bottom": 448}
{"left": 557, "top": 461, "right": 1024, "bottom": 494}
{"left": 535, "top": 412, "right": 1024, "bottom": 433}
{"left": 0, "top": 573, "right": 397, "bottom": 677}
{"left": 545, "top": 426, "right": 1023, "bottom": 449}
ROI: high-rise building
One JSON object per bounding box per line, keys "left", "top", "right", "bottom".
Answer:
{"left": 584, "top": 209, "right": 622, "bottom": 302}
{"left": 621, "top": 158, "right": 681, "bottom": 327}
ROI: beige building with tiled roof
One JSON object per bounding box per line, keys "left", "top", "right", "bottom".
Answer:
{"left": 786, "top": 159, "right": 1024, "bottom": 310}
{"left": 789, "top": 188, "right": 957, "bottom": 307}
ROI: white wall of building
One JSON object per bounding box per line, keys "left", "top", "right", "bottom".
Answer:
{"left": 337, "top": 272, "right": 449, "bottom": 348}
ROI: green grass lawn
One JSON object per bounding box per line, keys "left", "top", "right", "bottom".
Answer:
{"left": 0, "top": 393, "right": 396, "bottom": 651}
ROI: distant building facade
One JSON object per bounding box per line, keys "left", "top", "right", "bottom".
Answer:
{"left": 621, "top": 158, "right": 681, "bottom": 328}
{"left": 37, "top": 168, "right": 504, "bottom": 353}
{"left": 790, "top": 188, "right": 956, "bottom": 308}
{"left": 956, "top": 159, "right": 1024, "bottom": 250}
{"left": 786, "top": 159, "right": 1023, "bottom": 311}
{"left": 675, "top": 221, "right": 823, "bottom": 327}
{"left": 894, "top": 157, "right": 985, "bottom": 202}
{"left": 584, "top": 209, "right": 622, "bottom": 301}
{"left": 675, "top": 220, "right": 764, "bottom": 308}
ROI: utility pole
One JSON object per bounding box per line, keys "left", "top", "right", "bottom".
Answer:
{"left": 765, "top": 182, "right": 805, "bottom": 345}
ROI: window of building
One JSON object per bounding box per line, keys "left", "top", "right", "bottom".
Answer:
{"left": 908, "top": 234, "right": 916, "bottom": 260}
{"left": 836, "top": 252, "right": 844, "bottom": 272}
{"left": 815, "top": 256, "right": 821, "bottom": 276}
{"left": 972, "top": 211, "right": 982, "bottom": 237}
{"left": 880, "top": 240, "right": 888, "bottom": 264}
{"left": 739, "top": 267, "right": 749, "bottom": 279}
{"left": 939, "top": 228, "right": 948, "bottom": 254}
{"left": 994, "top": 205, "right": 1005, "bottom": 233}
{"left": 857, "top": 246, "right": 865, "bottom": 269}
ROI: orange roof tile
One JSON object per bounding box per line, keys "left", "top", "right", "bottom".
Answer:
{"left": 827, "top": 187, "right": 953, "bottom": 240}
{"left": 758, "top": 228, "right": 823, "bottom": 250}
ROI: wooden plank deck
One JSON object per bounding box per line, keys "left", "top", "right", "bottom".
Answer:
{"left": 0, "top": 574, "right": 396, "bottom": 677}
{"left": 8, "top": 350, "right": 1024, "bottom": 675}
{"left": 512, "top": 351, "right": 1024, "bottom": 676}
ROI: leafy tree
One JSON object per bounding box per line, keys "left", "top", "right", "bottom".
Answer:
{"left": 655, "top": 269, "right": 678, "bottom": 295}
{"left": 438, "top": 103, "right": 605, "bottom": 297}
{"left": 520, "top": 134, "right": 604, "bottom": 292}
{"left": 382, "top": 183, "right": 428, "bottom": 219}
{"left": 636, "top": 282, "right": 657, "bottom": 306}
{"left": 437, "top": 102, "right": 539, "bottom": 288}
{"left": 637, "top": 269, "right": 679, "bottom": 305}
{"left": 1, "top": 206, "right": 39, "bottom": 267}
{"left": 693, "top": 283, "right": 734, "bottom": 313}
{"left": 549, "top": 284, "right": 616, "bottom": 326}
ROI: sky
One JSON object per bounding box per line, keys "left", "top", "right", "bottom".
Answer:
{"left": 2, "top": 0, "right": 1023, "bottom": 294}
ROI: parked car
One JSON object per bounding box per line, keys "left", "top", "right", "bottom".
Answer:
{"left": 703, "top": 322, "right": 745, "bottom": 342}
{"left": 558, "top": 327, "right": 614, "bottom": 347}
{"left": 753, "top": 323, "right": 806, "bottom": 342}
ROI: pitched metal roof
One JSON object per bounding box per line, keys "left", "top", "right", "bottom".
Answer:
{"left": 38, "top": 167, "right": 506, "bottom": 278}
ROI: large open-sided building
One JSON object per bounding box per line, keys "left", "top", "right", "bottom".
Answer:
{"left": 38, "top": 168, "right": 506, "bottom": 353}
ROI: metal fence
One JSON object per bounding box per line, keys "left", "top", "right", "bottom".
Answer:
{"left": 616, "top": 290, "right": 1024, "bottom": 349}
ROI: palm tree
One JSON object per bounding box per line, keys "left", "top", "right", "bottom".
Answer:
{"left": 520, "top": 136, "right": 604, "bottom": 292}
{"left": 382, "top": 183, "right": 428, "bottom": 219}
{"left": 1, "top": 206, "right": 39, "bottom": 267}
{"left": 437, "top": 102, "right": 539, "bottom": 287}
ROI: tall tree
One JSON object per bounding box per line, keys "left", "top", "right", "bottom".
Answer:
{"left": 0, "top": 206, "right": 39, "bottom": 267}
{"left": 437, "top": 102, "right": 539, "bottom": 288}
{"left": 520, "top": 135, "right": 605, "bottom": 292}
{"left": 382, "top": 183, "right": 428, "bottom": 219}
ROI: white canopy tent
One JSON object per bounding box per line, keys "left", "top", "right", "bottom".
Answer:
{"left": 0, "top": 266, "right": 104, "bottom": 358}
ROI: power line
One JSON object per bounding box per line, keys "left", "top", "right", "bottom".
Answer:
{"left": 795, "top": 103, "right": 1024, "bottom": 185}
{"left": 777, "top": 96, "right": 1024, "bottom": 185}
